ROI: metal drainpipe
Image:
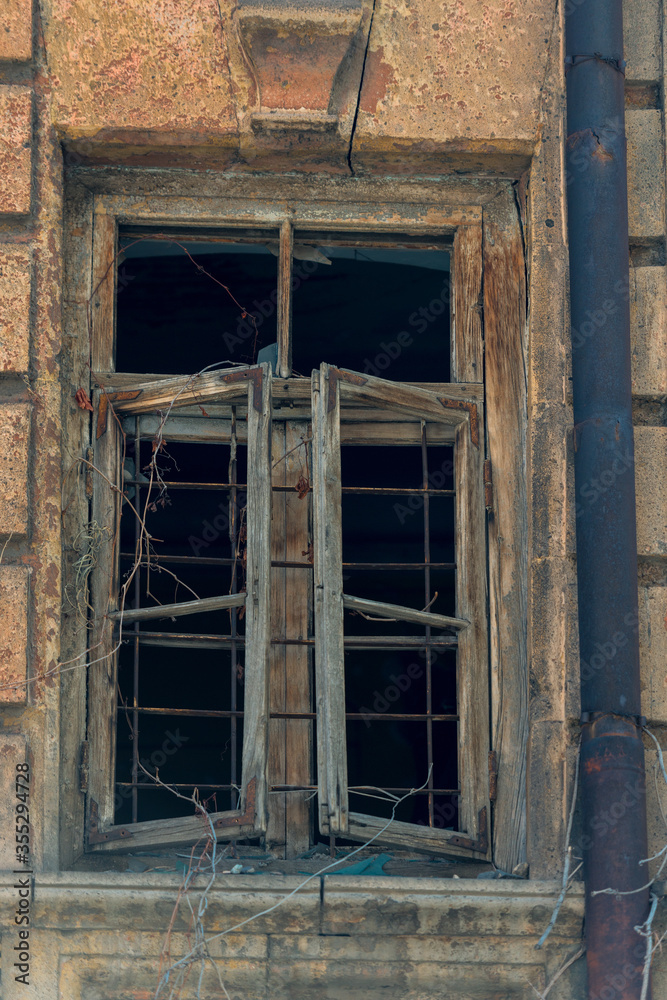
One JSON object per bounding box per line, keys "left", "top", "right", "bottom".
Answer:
{"left": 566, "top": 1, "right": 651, "bottom": 996}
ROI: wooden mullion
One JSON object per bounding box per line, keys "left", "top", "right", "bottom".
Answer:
{"left": 452, "top": 223, "right": 484, "bottom": 384}
{"left": 239, "top": 364, "right": 272, "bottom": 832}
{"left": 60, "top": 185, "right": 96, "bottom": 866}
{"left": 312, "top": 364, "right": 348, "bottom": 835}
{"left": 277, "top": 220, "right": 293, "bottom": 378}
{"left": 90, "top": 203, "right": 117, "bottom": 371}
{"left": 483, "top": 190, "right": 529, "bottom": 872}
{"left": 86, "top": 204, "right": 120, "bottom": 836}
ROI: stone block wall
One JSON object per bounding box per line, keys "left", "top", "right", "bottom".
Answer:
{"left": 625, "top": 0, "right": 667, "bottom": 884}
{"left": 0, "top": 875, "right": 586, "bottom": 1000}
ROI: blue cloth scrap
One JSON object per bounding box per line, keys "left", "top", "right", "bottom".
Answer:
{"left": 325, "top": 853, "right": 394, "bottom": 876}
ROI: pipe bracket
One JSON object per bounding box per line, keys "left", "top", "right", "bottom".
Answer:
{"left": 580, "top": 710, "right": 647, "bottom": 729}
{"left": 565, "top": 53, "right": 626, "bottom": 75}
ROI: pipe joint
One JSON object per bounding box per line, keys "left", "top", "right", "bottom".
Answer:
{"left": 581, "top": 710, "right": 646, "bottom": 732}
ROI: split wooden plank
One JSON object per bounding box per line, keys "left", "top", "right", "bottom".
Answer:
{"left": 346, "top": 813, "right": 488, "bottom": 860}
{"left": 90, "top": 204, "right": 116, "bottom": 372}
{"left": 86, "top": 203, "right": 122, "bottom": 833}
{"left": 336, "top": 370, "right": 481, "bottom": 441}
{"left": 452, "top": 223, "right": 484, "bottom": 383}
{"left": 109, "top": 593, "right": 245, "bottom": 623}
{"left": 312, "top": 364, "right": 348, "bottom": 836}
{"left": 453, "top": 405, "right": 490, "bottom": 843}
{"left": 100, "top": 369, "right": 257, "bottom": 415}
{"left": 275, "top": 379, "right": 484, "bottom": 404}
{"left": 87, "top": 389, "right": 122, "bottom": 830}
{"left": 87, "top": 809, "right": 255, "bottom": 853}
{"left": 484, "top": 188, "right": 529, "bottom": 873}
{"left": 240, "top": 364, "right": 272, "bottom": 834}
{"left": 343, "top": 595, "right": 469, "bottom": 631}
{"left": 94, "top": 372, "right": 178, "bottom": 388}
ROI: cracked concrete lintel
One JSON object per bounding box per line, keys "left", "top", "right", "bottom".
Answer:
{"left": 12, "top": 871, "right": 585, "bottom": 936}
{"left": 346, "top": 0, "right": 376, "bottom": 175}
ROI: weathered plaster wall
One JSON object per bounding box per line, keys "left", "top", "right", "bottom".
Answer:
{"left": 39, "top": 0, "right": 555, "bottom": 173}
{"left": 0, "top": 0, "right": 665, "bottom": 997}
{"left": 353, "top": 0, "right": 556, "bottom": 174}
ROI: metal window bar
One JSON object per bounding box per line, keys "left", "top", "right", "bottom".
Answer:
{"left": 131, "top": 416, "right": 141, "bottom": 823}
{"left": 335, "top": 434, "right": 457, "bottom": 832}
{"left": 421, "top": 421, "right": 434, "bottom": 826}
{"left": 229, "top": 405, "right": 239, "bottom": 811}
{"left": 121, "top": 552, "right": 456, "bottom": 571}
{"left": 115, "top": 431, "right": 248, "bottom": 825}
{"left": 115, "top": 782, "right": 461, "bottom": 794}
{"left": 123, "top": 480, "right": 455, "bottom": 498}
{"left": 120, "top": 631, "right": 458, "bottom": 649}
{"left": 123, "top": 706, "right": 458, "bottom": 722}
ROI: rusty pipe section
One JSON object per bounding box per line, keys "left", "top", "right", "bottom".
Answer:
{"left": 566, "top": 0, "right": 650, "bottom": 996}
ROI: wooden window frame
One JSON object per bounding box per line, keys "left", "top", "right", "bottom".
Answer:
{"left": 61, "top": 181, "right": 526, "bottom": 869}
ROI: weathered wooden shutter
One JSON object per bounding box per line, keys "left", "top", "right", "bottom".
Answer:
{"left": 311, "top": 363, "right": 490, "bottom": 857}
{"left": 87, "top": 365, "right": 272, "bottom": 850}
{"left": 311, "top": 365, "right": 348, "bottom": 834}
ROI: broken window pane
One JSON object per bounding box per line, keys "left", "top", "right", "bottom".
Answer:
{"left": 291, "top": 241, "right": 450, "bottom": 380}
{"left": 116, "top": 237, "right": 279, "bottom": 373}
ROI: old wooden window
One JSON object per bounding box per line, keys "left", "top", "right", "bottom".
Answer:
{"left": 81, "top": 216, "right": 490, "bottom": 860}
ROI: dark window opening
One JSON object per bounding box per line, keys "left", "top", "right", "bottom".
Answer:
{"left": 116, "top": 231, "right": 450, "bottom": 381}
{"left": 116, "top": 237, "right": 278, "bottom": 373}
{"left": 340, "top": 437, "right": 459, "bottom": 833}
{"left": 115, "top": 425, "right": 246, "bottom": 822}
{"left": 291, "top": 238, "right": 450, "bottom": 381}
